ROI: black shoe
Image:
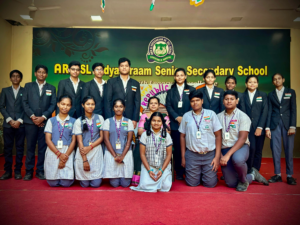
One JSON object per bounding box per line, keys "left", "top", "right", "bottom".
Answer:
{"left": 0, "top": 172, "right": 12, "bottom": 180}
{"left": 220, "top": 176, "right": 225, "bottom": 180}
{"left": 287, "top": 177, "right": 297, "bottom": 185}
{"left": 236, "top": 181, "right": 249, "bottom": 192}
{"left": 23, "top": 173, "right": 33, "bottom": 181}
{"left": 176, "top": 175, "right": 184, "bottom": 180}
{"left": 36, "top": 172, "right": 46, "bottom": 180}
{"left": 268, "top": 175, "right": 282, "bottom": 183}
{"left": 14, "top": 173, "right": 22, "bottom": 180}
{"left": 252, "top": 168, "right": 269, "bottom": 186}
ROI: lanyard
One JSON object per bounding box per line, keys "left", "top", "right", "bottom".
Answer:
{"left": 86, "top": 118, "right": 94, "bottom": 141}
{"left": 57, "top": 121, "right": 66, "bottom": 140}
{"left": 224, "top": 112, "right": 235, "bottom": 132}
{"left": 151, "top": 132, "right": 163, "bottom": 154}
{"left": 192, "top": 110, "right": 204, "bottom": 131}
{"left": 114, "top": 116, "right": 122, "bottom": 141}
{"left": 180, "top": 93, "right": 183, "bottom": 101}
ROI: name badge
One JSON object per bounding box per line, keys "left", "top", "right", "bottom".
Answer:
{"left": 225, "top": 132, "right": 230, "bottom": 140}
{"left": 196, "top": 131, "right": 201, "bottom": 139}
{"left": 178, "top": 101, "right": 183, "bottom": 108}
{"left": 284, "top": 97, "right": 290, "bottom": 99}
{"left": 89, "top": 141, "right": 93, "bottom": 146}
{"left": 155, "top": 155, "right": 159, "bottom": 164}
{"left": 57, "top": 140, "right": 63, "bottom": 148}
{"left": 116, "top": 140, "right": 121, "bottom": 150}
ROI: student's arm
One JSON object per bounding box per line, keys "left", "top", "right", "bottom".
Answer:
{"left": 211, "top": 130, "right": 221, "bottom": 171}
{"left": 138, "top": 128, "right": 145, "bottom": 137}
{"left": 104, "top": 131, "right": 117, "bottom": 158}
{"left": 0, "top": 90, "right": 11, "bottom": 122}
{"left": 42, "top": 86, "right": 57, "bottom": 119}
{"left": 81, "top": 82, "right": 89, "bottom": 102}
{"left": 139, "top": 142, "right": 156, "bottom": 181}
{"left": 104, "top": 80, "right": 113, "bottom": 119}
{"left": 76, "top": 135, "right": 90, "bottom": 171}
{"left": 58, "top": 135, "right": 76, "bottom": 169}
{"left": 79, "top": 130, "right": 104, "bottom": 156}
{"left": 56, "top": 81, "right": 64, "bottom": 115}
{"left": 220, "top": 89, "right": 225, "bottom": 112}
{"left": 166, "top": 90, "right": 180, "bottom": 122}
{"left": 178, "top": 115, "right": 187, "bottom": 167}
{"left": 156, "top": 135, "right": 173, "bottom": 180}
{"left": 117, "top": 131, "right": 133, "bottom": 163}
{"left": 45, "top": 133, "right": 69, "bottom": 163}
{"left": 255, "top": 93, "right": 268, "bottom": 136}
{"left": 265, "top": 93, "right": 272, "bottom": 139}
{"left": 133, "top": 82, "right": 141, "bottom": 125}
{"left": 22, "top": 83, "right": 35, "bottom": 118}
{"left": 289, "top": 90, "right": 297, "bottom": 134}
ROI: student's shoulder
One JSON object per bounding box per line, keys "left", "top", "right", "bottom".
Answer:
{"left": 258, "top": 90, "right": 268, "bottom": 98}
{"left": 69, "top": 116, "right": 77, "bottom": 123}
{"left": 287, "top": 88, "right": 296, "bottom": 95}
{"left": 130, "top": 78, "right": 140, "bottom": 86}
{"left": 1, "top": 87, "right": 11, "bottom": 92}
{"left": 237, "top": 109, "right": 250, "bottom": 121}
{"left": 106, "top": 77, "right": 118, "bottom": 84}
{"left": 46, "top": 83, "right": 56, "bottom": 90}
{"left": 215, "top": 86, "right": 224, "bottom": 92}
{"left": 186, "top": 84, "right": 195, "bottom": 91}
{"left": 217, "top": 110, "right": 225, "bottom": 119}
{"left": 182, "top": 110, "right": 192, "bottom": 118}
{"left": 95, "top": 114, "right": 104, "bottom": 121}
{"left": 204, "top": 108, "right": 217, "bottom": 117}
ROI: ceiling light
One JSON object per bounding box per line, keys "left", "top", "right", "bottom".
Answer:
{"left": 294, "top": 17, "right": 300, "bottom": 22}
{"left": 91, "top": 15, "right": 102, "bottom": 21}
{"left": 20, "top": 15, "right": 33, "bottom": 20}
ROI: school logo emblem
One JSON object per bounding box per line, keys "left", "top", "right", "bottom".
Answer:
{"left": 190, "top": 0, "right": 205, "bottom": 7}
{"left": 146, "top": 36, "right": 175, "bottom": 63}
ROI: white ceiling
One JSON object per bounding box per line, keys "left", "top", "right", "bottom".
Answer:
{"left": 0, "top": 0, "right": 300, "bottom": 28}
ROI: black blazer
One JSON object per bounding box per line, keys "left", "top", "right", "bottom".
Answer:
{"left": 237, "top": 91, "right": 246, "bottom": 112}
{"left": 82, "top": 79, "right": 106, "bottom": 118}
{"left": 267, "top": 87, "right": 297, "bottom": 130}
{"left": 243, "top": 89, "right": 268, "bottom": 133}
{"left": 56, "top": 78, "right": 85, "bottom": 118}
{"left": 104, "top": 76, "right": 141, "bottom": 121}
{"left": 200, "top": 86, "right": 225, "bottom": 114}
{"left": 22, "top": 82, "right": 56, "bottom": 124}
{"left": 0, "top": 86, "right": 25, "bottom": 128}
{"left": 166, "top": 84, "right": 195, "bottom": 130}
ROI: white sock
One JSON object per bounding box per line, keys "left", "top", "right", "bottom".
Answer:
{"left": 250, "top": 174, "right": 255, "bottom": 180}
{"left": 287, "top": 174, "right": 292, "bottom": 178}
{"left": 277, "top": 173, "right": 281, "bottom": 177}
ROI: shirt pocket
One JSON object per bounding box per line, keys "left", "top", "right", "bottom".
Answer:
{"left": 229, "top": 122, "right": 239, "bottom": 136}
{"left": 201, "top": 122, "right": 213, "bottom": 134}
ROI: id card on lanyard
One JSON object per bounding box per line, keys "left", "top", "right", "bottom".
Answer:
{"left": 224, "top": 112, "right": 235, "bottom": 140}
{"left": 57, "top": 121, "right": 66, "bottom": 148}
{"left": 86, "top": 118, "right": 94, "bottom": 146}
{"left": 152, "top": 132, "right": 163, "bottom": 164}
{"left": 114, "top": 117, "right": 122, "bottom": 150}
{"left": 178, "top": 92, "right": 183, "bottom": 108}
{"left": 192, "top": 110, "right": 204, "bottom": 139}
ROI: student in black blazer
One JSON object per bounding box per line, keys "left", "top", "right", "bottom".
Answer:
{"left": 82, "top": 63, "right": 106, "bottom": 118}
{"left": 200, "top": 70, "right": 225, "bottom": 114}
{"left": 22, "top": 65, "right": 56, "bottom": 181}
{"left": 243, "top": 75, "right": 268, "bottom": 174}
{"left": 0, "top": 70, "right": 25, "bottom": 180}
{"left": 104, "top": 58, "right": 140, "bottom": 128}
{"left": 266, "top": 73, "right": 297, "bottom": 185}
{"left": 56, "top": 61, "right": 85, "bottom": 119}
{"left": 166, "top": 68, "right": 195, "bottom": 180}
{"left": 225, "top": 76, "right": 245, "bottom": 111}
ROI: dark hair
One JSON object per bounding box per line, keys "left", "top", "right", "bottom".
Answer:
{"left": 81, "top": 96, "right": 96, "bottom": 131}
{"left": 171, "top": 68, "right": 188, "bottom": 88}
{"left": 147, "top": 96, "right": 160, "bottom": 109}
{"left": 92, "top": 63, "right": 105, "bottom": 71}
{"left": 118, "top": 57, "right": 131, "bottom": 66}
{"left": 189, "top": 89, "right": 203, "bottom": 101}
{"left": 224, "top": 90, "right": 238, "bottom": 99}
{"left": 68, "top": 61, "right": 81, "bottom": 69}
{"left": 58, "top": 95, "right": 72, "bottom": 105}
{"left": 272, "top": 73, "right": 284, "bottom": 80}
{"left": 245, "top": 75, "right": 259, "bottom": 83}
{"left": 35, "top": 65, "right": 48, "bottom": 73}
{"left": 203, "top": 69, "right": 216, "bottom": 79}
{"left": 113, "top": 98, "right": 126, "bottom": 109}
{"left": 225, "top": 75, "right": 237, "bottom": 84}
{"left": 145, "top": 112, "right": 167, "bottom": 138}
{"left": 10, "top": 70, "right": 23, "bottom": 79}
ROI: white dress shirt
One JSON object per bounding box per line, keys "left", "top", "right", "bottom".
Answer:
{"left": 70, "top": 77, "right": 80, "bottom": 94}
{"left": 36, "top": 79, "right": 46, "bottom": 96}
{"left": 248, "top": 89, "right": 256, "bottom": 104}
{"left": 176, "top": 84, "right": 184, "bottom": 100}
{"left": 276, "top": 87, "right": 284, "bottom": 103}
{"left": 206, "top": 86, "right": 214, "bottom": 99}
{"left": 120, "top": 75, "right": 130, "bottom": 92}
{"left": 6, "top": 85, "right": 23, "bottom": 124}
{"left": 94, "top": 78, "right": 105, "bottom": 97}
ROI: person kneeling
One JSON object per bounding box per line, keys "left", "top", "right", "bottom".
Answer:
{"left": 131, "top": 112, "right": 173, "bottom": 192}
{"left": 217, "top": 90, "right": 269, "bottom": 192}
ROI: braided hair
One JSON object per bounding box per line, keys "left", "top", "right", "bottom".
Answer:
{"left": 145, "top": 112, "right": 167, "bottom": 138}
{"left": 81, "top": 96, "right": 96, "bottom": 131}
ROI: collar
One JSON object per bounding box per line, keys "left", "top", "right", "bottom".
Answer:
{"left": 12, "top": 85, "right": 20, "bottom": 91}
{"left": 120, "top": 75, "right": 130, "bottom": 83}
{"left": 176, "top": 83, "right": 184, "bottom": 90}
{"left": 192, "top": 108, "right": 204, "bottom": 116}
{"left": 36, "top": 79, "right": 46, "bottom": 86}
{"left": 70, "top": 77, "right": 80, "bottom": 84}
{"left": 225, "top": 107, "right": 237, "bottom": 116}
{"left": 206, "top": 85, "right": 214, "bottom": 91}
{"left": 248, "top": 89, "right": 256, "bottom": 96}
{"left": 276, "top": 86, "right": 285, "bottom": 93}
{"left": 94, "top": 78, "right": 105, "bottom": 85}
{"left": 57, "top": 115, "right": 70, "bottom": 123}
{"left": 114, "top": 116, "right": 123, "bottom": 122}
{"left": 151, "top": 127, "right": 162, "bottom": 136}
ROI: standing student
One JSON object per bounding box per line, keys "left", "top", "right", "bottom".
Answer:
{"left": 104, "top": 57, "right": 140, "bottom": 128}
{"left": 179, "top": 90, "right": 222, "bottom": 188}
{"left": 73, "top": 96, "right": 105, "bottom": 188}
{"left": 44, "top": 95, "right": 76, "bottom": 187}
{"left": 200, "top": 69, "right": 225, "bottom": 114}
{"left": 103, "top": 99, "right": 134, "bottom": 187}
{"left": 225, "top": 76, "right": 245, "bottom": 111}
{"left": 130, "top": 112, "right": 173, "bottom": 192}
{"left": 217, "top": 90, "right": 269, "bottom": 191}
{"left": 242, "top": 75, "right": 268, "bottom": 174}
{"left": 56, "top": 61, "right": 85, "bottom": 119}
{"left": 166, "top": 68, "right": 195, "bottom": 180}
{"left": 0, "top": 70, "right": 25, "bottom": 180}
{"left": 82, "top": 63, "right": 106, "bottom": 118}
{"left": 266, "top": 73, "right": 297, "bottom": 185}
{"left": 22, "top": 65, "right": 56, "bottom": 181}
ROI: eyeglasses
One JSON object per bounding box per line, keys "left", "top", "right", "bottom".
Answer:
{"left": 70, "top": 68, "right": 80, "bottom": 72}
{"left": 95, "top": 69, "right": 104, "bottom": 72}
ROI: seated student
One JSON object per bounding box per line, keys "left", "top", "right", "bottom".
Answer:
{"left": 0, "top": 70, "right": 25, "bottom": 180}
{"left": 266, "top": 73, "right": 297, "bottom": 185}
{"left": 56, "top": 61, "right": 85, "bottom": 119}
{"left": 22, "top": 65, "right": 56, "bottom": 181}
{"left": 103, "top": 99, "right": 134, "bottom": 187}
{"left": 200, "top": 69, "right": 224, "bottom": 114}
{"left": 225, "top": 76, "right": 245, "bottom": 111}
{"left": 82, "top": 62, "right": 106, "bottom": 118}
{"left": 179, "top": 89, "right": 222, "bottom": 188}
{"left": 130, "top": 112, "right": 173, "bottom": 192}
{"left": 217, "top": 90, "right": 269, "bottom": 192}
{"left": 44, "top": 95, "right": 76, "bottom": 187}
{"left": 73, "top": 96, "right": 105, "bottom": 188}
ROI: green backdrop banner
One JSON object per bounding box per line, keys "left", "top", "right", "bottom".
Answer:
{"left": 32, "top": 28, "right": 290, "bottom": 98}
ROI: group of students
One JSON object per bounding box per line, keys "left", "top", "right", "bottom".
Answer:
{"left": 0, "top": 57, "right": 297, "bottom": 192}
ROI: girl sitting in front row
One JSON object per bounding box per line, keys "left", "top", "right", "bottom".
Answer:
{"left": 103, "top": 99, "right": 134, "bottom": 188}
{"left": 130, "top": 112, "right": 173, "bottom": 192}
{"left": 73, "top": 96, "right": 105, "bottom": 188}
{"left": 44, "top": 95, "right": 76, "bottom": 187}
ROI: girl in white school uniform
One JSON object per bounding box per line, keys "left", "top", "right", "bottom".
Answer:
{"left": 130, "top": 112, "right": 173, "bottom": 192}
{"left": 103, "top": 99, "right": 134, "bottom": 188}
{"left": 73, "top": 96, "right": 105, "bottom": 188}
{"left": 44, "top": 95, "right": 76, "bottom": 187}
